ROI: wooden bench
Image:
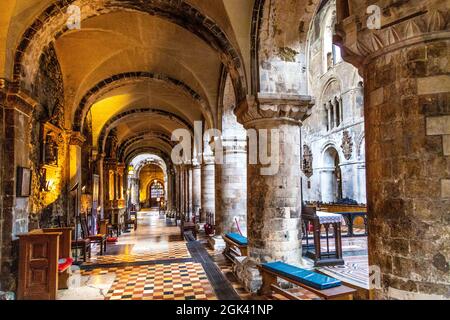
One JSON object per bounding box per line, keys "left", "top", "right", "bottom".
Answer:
{"left": 259, "top": 262, "right": 355, "bottom": 300}
{"left": 222, "top": 233, "right": 248, "bottom": 260}
{"left": 18, "top": 228, "right": 73, "bottom": 300}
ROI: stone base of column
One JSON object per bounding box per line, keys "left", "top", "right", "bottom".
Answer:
{"left": 233, "top": 257, "right": 262, "bottom": 293}
{"left": 207, "top": 235, "right": 226, "bottom": 251}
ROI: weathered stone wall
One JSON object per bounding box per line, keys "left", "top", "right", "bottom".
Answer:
{"left": 302, "top": 0, "right": 366, "bottom": 204}
{"left": 0, "top": 87, "right": 4, "bottom": 290}
{"left": 0, "top": 92, "right": 34, "bottom": 291}
{"left": 366, "top": 39, "right": 450, "bottom": 299}
{"left": 28, "top": 43, "right": 68, "bottom": 229}
{"left": 258, "top": 0, "right": 320, "bottom": 95}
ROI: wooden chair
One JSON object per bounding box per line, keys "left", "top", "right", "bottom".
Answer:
{"left": 18, "top": 228, "right": 73, "bottom": 300}
{"left": 124, "top": 210, "right": 137, "bottom": 231}
{"left": 80, "top": 214, "right": 107, "bottom": 255}
{"left": 71, "top": 238, "right": 91, "bottom": 262}
{"left": 180, "top": 216, "right": 197, "bottom": 239}
{"left": 56, "top": 215, "right": 91, "bottom": 262}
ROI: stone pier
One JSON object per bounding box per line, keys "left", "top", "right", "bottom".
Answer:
{"left": 337, "top": 3, "right": 450, "bottom": 299}
{"left": 235, "top": 94, "right": 313, "bottom": 291}
{"left": 192, "top": 163, "right": 201, "bottom": 217}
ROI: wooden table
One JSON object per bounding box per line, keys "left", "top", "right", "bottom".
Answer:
{"left": 302, "top": 207, "right": 345, "bottom": 267}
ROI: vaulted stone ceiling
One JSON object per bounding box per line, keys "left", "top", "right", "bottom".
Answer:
{"left": 0, "top": 0, "right": 256, "bottom": 163}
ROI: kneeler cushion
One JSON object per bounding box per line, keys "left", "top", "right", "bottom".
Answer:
{"left": 262, "top": 261, "right": 342, "bottom": 290}
{"left": 225, "top": 233, "right": 248, "bottom": 246}
{"left": 58, "top": 258, "right": 74, "bottom": 272}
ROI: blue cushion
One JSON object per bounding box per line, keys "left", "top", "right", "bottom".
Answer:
{"left": 225, "top": 233, "right": 248, "bottom": 246}
{"left": 262, "top": 261, "right": 341, "bottom": 290}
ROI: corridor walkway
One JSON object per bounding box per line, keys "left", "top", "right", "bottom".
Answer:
{"left": 58, "top": 210, "right": 218, "bottom": 300}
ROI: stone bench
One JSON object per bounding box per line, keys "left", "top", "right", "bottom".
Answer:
{"left": 259, "top": 261, "right": 356, "bottom": 300}
{"left": 222, "top": 233, "right": 248, "bottom": 260}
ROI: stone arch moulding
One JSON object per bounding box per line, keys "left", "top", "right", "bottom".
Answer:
{"left": 356, "top": 132, "right": 366, "bottom": 161}
{"left": 135, "top": 160, "right": 167, "bottom": 178}
{"left": 73, "top": 72, "right": 214, "bottom": 131}
{"left": 117, "top": 131, "right": 174, "bottom": 162}
{"left": 250, "top": 0, "right": 266, "bottom": 95}
{"left": 320, "top": 141, "right": 342, "bottom": 167}
{"left": 121, "top": 140, "right": 175, "bottom": 165}
{"left": 320, "top": 77, "right": 342, "bottom": 103}
{"left": 125, "top": 147, "right": 172, "bottom": 166}
{"left": 97, "top": 108, "right": 194, "bottom": 154}
{"left": 11, "top": 0, "right": 248, "bottom": 101}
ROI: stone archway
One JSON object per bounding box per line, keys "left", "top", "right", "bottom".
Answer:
{"left": 321, "top": 146, "right": 343, "bottom": 203}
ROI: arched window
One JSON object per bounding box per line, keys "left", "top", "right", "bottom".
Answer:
{"left": 323, "top": 9, "right": 341, "bottom": 73}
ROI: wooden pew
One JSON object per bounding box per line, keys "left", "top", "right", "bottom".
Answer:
{"left": 42, "top": 228, "right": 73, "bottom": 290}
{"left": 259, "top": 262, "right": 356, "bottom": 300}
{"left": 222, "top": 233, "right": 248, "bottom": 260}
{"left": 18, "top": 228, "right": 73, "bottom": 300}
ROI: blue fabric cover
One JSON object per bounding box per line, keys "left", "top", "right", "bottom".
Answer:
{"left": 225, "top": 233, "right": 248, "bottom": 246}
{"left": 262, "top": 261, "right": 342, "bottom": 290}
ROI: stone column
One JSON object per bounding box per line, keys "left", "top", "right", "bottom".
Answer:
{"left": 191, "top": 162, "right": 201, "bottom": 218}
{"left": 176, "top": 166, "right": 182, "bottom": 220}
{"left": 337, "top": 3, "right": 449, "bottom": 299}
{"left": 235, "top": 94, "right": 313, "bottom": 292}
{"left": 201, "top": 154, "right": 215, "bottom": 219}
{"left": 166, "top": 170, "right": 172, "bottom": 213}
{"left": 95, "top": 152, "right": 105, "bottom": 218}
{"left": 188, "top": 166, "right": 193, "bottom": 219}
{"left": 69, "top": 131, "right": 86, "bottom": 230}
{"left": 327, "top": 102, "right": 332, "bottom": 130}
{"left": 215, "top": 138, "right": 247, "bottom": 235}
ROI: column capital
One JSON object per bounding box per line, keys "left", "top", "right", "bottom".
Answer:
{"left": 335, "top": 4, "right": 449, "bottom": 70}
{"left": 235, "top": 93, "right": 314, "bottom": 128}
{"left": 202, "top": 152, "right": 215, "bottom": 165}
{"left": 191, "top": 158, "right": 202, "bottom": 169}
{"left": 69, "top": 131, "right": 86, "bottom": 146}
{"left": 117, "top": 163, "right": 126, "bottom": 174}
{"left": 3, "top": 85, "right": 38, "bottom": 117}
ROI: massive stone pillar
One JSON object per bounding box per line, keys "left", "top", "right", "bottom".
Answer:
{"left": 336, "top": 2, "right": 449, "bottom": 299}
{"left": 234, "top": 94, "right": 313, "bottom": 291}
{"left": 201, "top": 154, "right": 215, "bottom": 219}
{"left": 188, "top": 166, "right": 193, "bottom": 219}
{"left": 166, "top": 170, "right": 173, "bottom": 213}
{"left": 192, "top": 162, "right": 201, "bottom": 217}
{"left": 215, "top": 138, "right": 247, "bottom": 235}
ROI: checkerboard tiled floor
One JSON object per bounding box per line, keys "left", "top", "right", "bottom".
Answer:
{"left": 83, "top": 242, "right": 191, "bottom": 266}
{"left": 82, "top": 262, "right": 216, "bottom": 300}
